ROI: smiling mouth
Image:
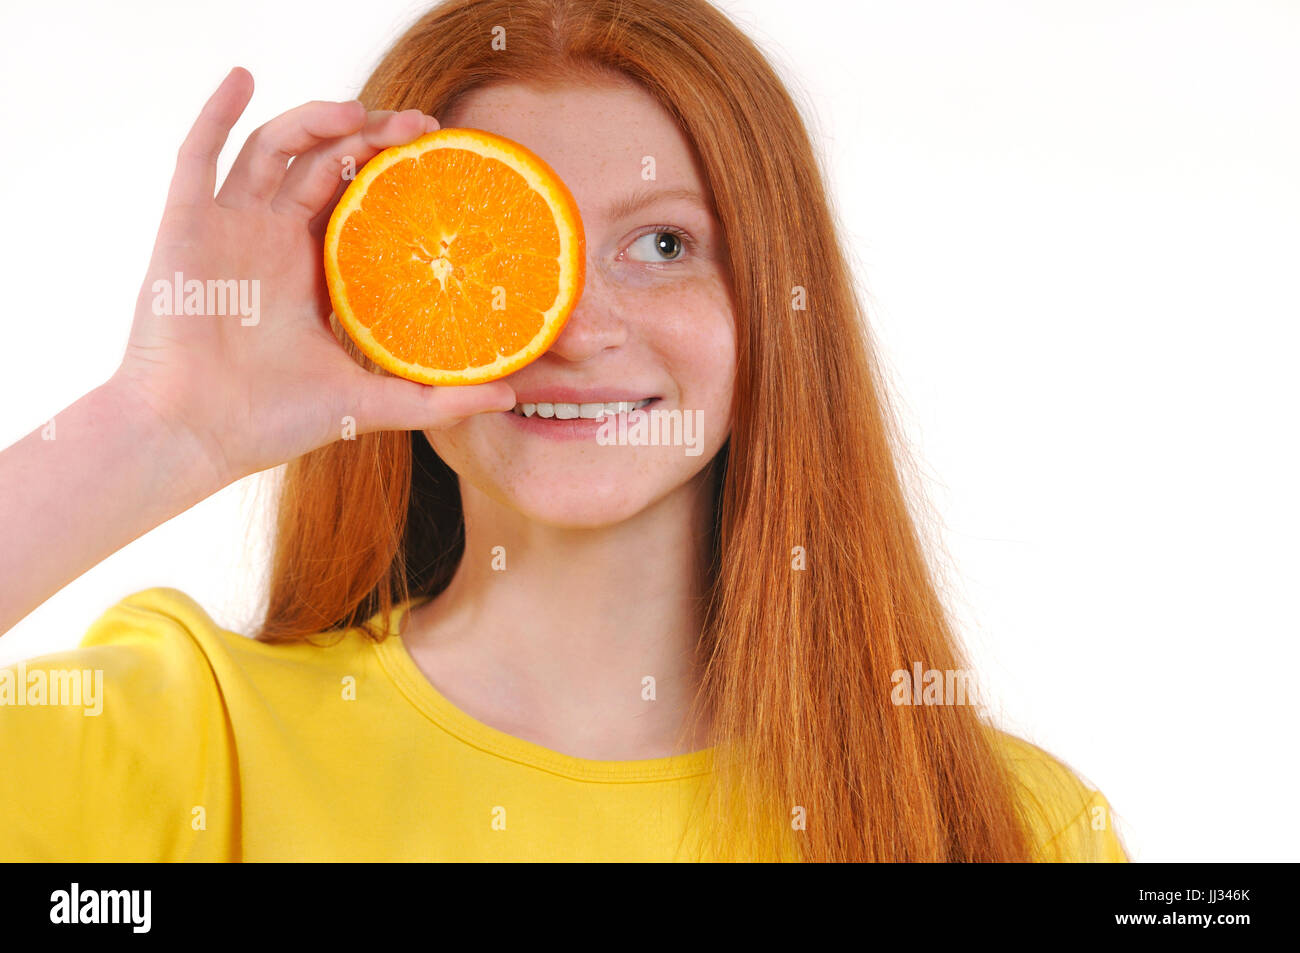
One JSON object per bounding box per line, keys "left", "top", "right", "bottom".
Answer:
{"left": 510, "top": 398, "right": 657, "bottom": 419}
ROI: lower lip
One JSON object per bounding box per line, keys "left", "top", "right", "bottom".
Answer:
{"left": 501, "top": 399, "right": 661, "bottom": 441}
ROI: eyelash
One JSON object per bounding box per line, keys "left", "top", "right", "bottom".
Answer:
{"left": 630, "top": 224, "right": 695, "bottom": 263}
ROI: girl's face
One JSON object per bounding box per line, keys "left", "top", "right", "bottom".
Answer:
{"left": 423, "top": 79, "right": 736, "bottom": 528}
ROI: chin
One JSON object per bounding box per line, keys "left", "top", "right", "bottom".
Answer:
{"left": 500, "top": 477, "right": 662, "bottom": 529}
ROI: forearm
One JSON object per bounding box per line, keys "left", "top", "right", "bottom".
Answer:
{"left": 0, "top": 376, "right": 229, "bottom": 635}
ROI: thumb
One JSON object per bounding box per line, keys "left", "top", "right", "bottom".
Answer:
{"left": 351, "top": 373, "right": 516, "bottom": 433}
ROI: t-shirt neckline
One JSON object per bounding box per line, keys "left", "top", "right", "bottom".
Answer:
{"left": 368, "top": 596, "right": 715, "bottom": 783}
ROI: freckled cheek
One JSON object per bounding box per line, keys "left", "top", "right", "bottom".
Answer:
{"left": 631, "top": 280, "right": 735, "bottom": 412}
{"left": 422, "top": 424, "right": 502, "bottom": 483}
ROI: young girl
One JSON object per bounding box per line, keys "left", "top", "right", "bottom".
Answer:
{"left": 0, "top": 0, "right": 1127, "bottom": 862}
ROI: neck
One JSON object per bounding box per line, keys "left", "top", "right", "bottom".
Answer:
{"left": 402, "top": 468, "right": 718, "bottom": 761}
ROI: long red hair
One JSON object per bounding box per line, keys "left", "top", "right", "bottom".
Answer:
{"left": 256, "top": 0, "right": 1037, "bottom": 861}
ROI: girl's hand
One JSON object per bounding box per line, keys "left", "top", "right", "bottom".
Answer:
{"left": 115, "top": 67, "right": 515, "bottom": 487}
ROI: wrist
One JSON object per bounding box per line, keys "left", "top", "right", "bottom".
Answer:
{"left": 96, "top": 373, "right": 236, "bottom": 504}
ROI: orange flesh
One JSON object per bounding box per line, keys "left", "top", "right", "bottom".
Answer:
{"left": 326, "top": 130, "right": 584, "bottom": 384}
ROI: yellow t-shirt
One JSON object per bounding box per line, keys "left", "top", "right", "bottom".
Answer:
{"left": 0, "top": 588, "right": 1128, "bottom": 862}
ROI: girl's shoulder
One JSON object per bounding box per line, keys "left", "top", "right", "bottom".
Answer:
{"left": 72, "top": 585, "right": 375, "bottom": 682}
{"left": 0, "top": 587, "right": 377, "bottom": 860}
{"left": 989, "top": 728, "right": 1130, "bottom": 862}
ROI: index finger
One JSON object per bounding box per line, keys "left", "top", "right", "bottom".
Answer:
{"left": 166, "top": 67, "right": 255, "bottom": 209}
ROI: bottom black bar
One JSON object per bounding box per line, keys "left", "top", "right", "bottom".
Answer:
{"left": 1, "top": 861, "right": 1284, "bottom": 940}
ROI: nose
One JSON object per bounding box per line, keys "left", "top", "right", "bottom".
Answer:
{"left": 541, "top": 271, "right": 627, "bottom": 363}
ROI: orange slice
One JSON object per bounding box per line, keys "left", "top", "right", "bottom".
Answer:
{"left": 324, "top": 128, "right": 585, "bottom": 385}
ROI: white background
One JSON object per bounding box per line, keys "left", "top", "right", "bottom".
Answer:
{"left": 1, "top": 0, "right": 1296, "bottom": 861}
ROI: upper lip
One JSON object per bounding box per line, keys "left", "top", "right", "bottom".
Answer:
{"left": 508, "top": 388, "right": 659, "bottom": 405}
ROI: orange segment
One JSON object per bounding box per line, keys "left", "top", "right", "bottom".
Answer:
{"left": 324, "top": 128, "right": 585, "bottom": 385}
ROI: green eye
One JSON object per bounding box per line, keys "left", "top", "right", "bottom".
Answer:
{"left": 627, "top": 228, "right": 690, "bottom": 262}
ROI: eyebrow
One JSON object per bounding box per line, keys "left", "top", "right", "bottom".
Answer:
{"left": 601, "top": 186, "right": 711, "bottom": 222}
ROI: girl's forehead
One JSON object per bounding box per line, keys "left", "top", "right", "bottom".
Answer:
{"left": 443, "top": 79, "right": 679, "bottom": 142}
{"left": 442, "top": 81, "right": 709, "bottom": 216}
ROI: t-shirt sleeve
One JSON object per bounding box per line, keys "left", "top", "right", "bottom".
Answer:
{"left": 997, "top": 732, "right": 1130, "bottom": 862}
{"left": 0, "top": 589, "right": 239, "bottom": 861}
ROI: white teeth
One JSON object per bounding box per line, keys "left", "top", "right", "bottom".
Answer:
{"left": 511, "top": 398, "right": 653, "bottom": 418}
